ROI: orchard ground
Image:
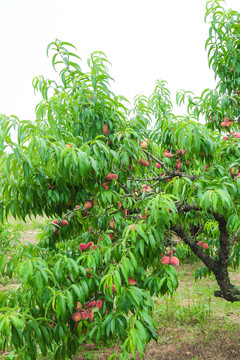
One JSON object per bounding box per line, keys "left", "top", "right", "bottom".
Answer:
{"left": 1, "top": 218, "right": 240, "bottom": 360}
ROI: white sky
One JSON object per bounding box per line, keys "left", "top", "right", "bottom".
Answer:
{"left": 0, "top": 0, "right": 240, "bottom": 121}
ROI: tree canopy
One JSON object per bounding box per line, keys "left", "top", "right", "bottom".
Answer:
{"left": 1, "top": 0, "right": 240, "bottom": 359}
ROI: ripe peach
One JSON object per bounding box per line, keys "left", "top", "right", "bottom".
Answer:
{"left": 106, "top": 173, "right": 112, "bottom": 181}
{"left": 203, "top": 243, "right": 208, "bottom": 249}
{"left": 72, "top": 312, "right": 81, "bottom": 322}
{"left": 103, "top": 124, "right": 109, "bottom": 135}
{"left": 109, "top": 234, "right": 114, "bottom": 240}
{"left": 121, "top": 209, "right": 127, "bottom": 216}
{"left": 81, "top": 311, "right": 89, "bottom": 320}
{"left": 198, "top": 241, "right": 203, "bottom": 246}
{"left": 102, "top": 182, "right": 108, "bottom": 190}
{"left": 156, "top": 163, "right": 161, "bottom": 169}
{"left": 112, "top": 284, "right": 116, "bottom": 292}
{"left": 112, "top": 174, "right": 118, "bottom": 180}
{"left": 118, "top": 201, "right": 122, "bottom": 208}
{"left": 80, "top": 243, "right": 88, "bottom": 251}
{"left": 170, "top": 256, "right": 179, "bottom": 266}
{"left": 75, "top": 205, "right": 80, "bottom": 210}
{"left": 161, "top": 256, "right": 170, "bottom": 265}
{"left": 96, "top": 300, "right": 103, "bottom": 309}
{"left": 138, "top": 158, "right": 143, "bottom": 165}
{"left": 86, "top": 268, "right": 93, "bottom": 277}
{"left": 84, "top": 201, "right": 92, "bottom": 210}
{"left": 110, "top": 219, "right": 114, "bottom": 228}
{"left": 88, "top": 309, "right": 94, "bottom": 322}
{"left": 87, "top": 241, "right": 94, "bottom": 249}
{"left": 143, "top": 161, "right": 149, "bottom": 167}
{"left": 140, "top": 141, "right": 148, "bottom": 149}
{"left": 76, "top": 302, "right": 82, "bottom": 310}
{"left": 231, "top": 67, "right": 234, "bottom": 72}
{"left": 52, "top": 219, "right": 58, "bottom": 225}
{"left": 54, "top": 228, "right": 59, "bottom": 235}
{"left": 128, "top": 277, "right": 137, "bottom": 285}
{"left": 62, "top": 219, "right": 68, "bottom": 226}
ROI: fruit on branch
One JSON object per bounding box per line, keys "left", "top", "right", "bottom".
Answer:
{"left": 167, "top": 249, "right": 175, "bottom": 256}
{"left": 87, "top": 241, "right": 94, "bottom": 249}
{"left": 88, "top": 310, "right": 94, "bottom": 322}
{"left": 112, "top": 174, "right": 118, "bottom": 180}
{"left": 84, "top": 201, "right": 92, "bottom": 210}
{"left": 118, "top": 201, "right": 122, "bottom": 208}
{"left": 72, "top": 312, "right": 81, "bottom": 322}
{"left": 138, "top": 158, "right": 143, "bottom": 165}
{"left": 156, "top": 162, "right": 161, "bottom": 169}
{"left": 161, "top": 256, "right": 170, "bottom": 265}
{"left": 231, "top": 67, "right": 234, "bottom": 72}
{"left": 198, "top": 241, "right": 204, "bottom": 246}
{"left": 109, "top": 234, "right": 114, "bottom": 240}
{"left": 52, "top": 219, "right": 58, "bottom": 225}
{"left": 54, "top": 228, "right": 59, "bottom": 235}
{"left": 140, "top": 140, "right": 148, "bottom": 149}
{"left": 169, "top": 256, "right": 179, "bottom": 266}
{"left": 75, "top": 205, "right": 80, "bottom": 210}
{"left": 203, "top": 243, "right": 208, "bottom": 249}
{"left": 81, "top": 311, "right": 89, "bottom": 320}
{"left": 143, "top": 161, "right": 149, "bottom": 167}
{"left": 89, "top": 226, "right": 94, "bottom": 233}
{"left": 106, "top": 173, "right": 113, "bottom": 181}
{"left": 76, "top": 302, "right": 82, "bottom": 310}
{"left": 110, "top": 219, "right": 114, "bottom": 228}
{"left": 86, "top": 268, "right": 93, "bottom": 277}
{"left": 62, "top": 219, "right": 69, "bottom": 226}
{"left": 96, "top": 300, "right": 103, "bottom": 309}
{"left": 102, "top": 182, "right": 108, "bottom": 190}
{"left": 80, "top": 243, "right": 88, "bottom": 251}
{"left": 128, "top": 277, "right": 137, "bottom": 285}
{"left": 103, "top": 124, "right": 109, "bottom": 135}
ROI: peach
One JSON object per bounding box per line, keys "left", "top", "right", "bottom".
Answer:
{"left": 76, "top": 302, "right": 82, "bottom": 310}
{"left": 118, "top": 201, "right": 122, "bottom": 208}
{"left": 129, "top": 224, "right": 136, "bottom": 231}
{"left": 138, "top": 158, "right": 143, "bottom": 165}
{"left": 86, "top": 268, "right": 93, "bottom": 277}
{"left": 62, "top": 219, "right": 68, "bottom": 226}
{"left": 161, "top": 256, "right": 170, "bottom": 265}
{"left": 72, "top": 312, "right": 81, "bottom": 322}
{"left": 112, "top": 174, "right": 118, "bottom": 180}
{"left": 143, "top": 161, "right": 149, "bottom": 167}
{"left": 109, "top": 234, "right": 114, "bottom": 241}
{"left": 81, "top": 311, "right": 89, "bottom": 320}
{"left": 75, "top": 205, "right": 80, "bottom": 210}
{"left": 54, "top": 228, "right": 59, "bottom": 235}
{"left": 198, "top": 241, "right": 203, "bottom": 246}
{"left": 156, "top": 163, "right": 161, "bottom": 169}
{"left": 140, "top": 141, "right": 148, "bottom": 149}
{"left": 128, "top": 277, "right": 137, "bottom": 285}
{"left": 169, "top": 256, "right": 179, "bottom": 266}
{"left": 89, "top": 226, "right": 94, "bottom": 233}
{"left": 84, "top": 201, "right": 92, "bottom": 210}
{"left": 52, "top": 219, "right": 58, "bottom": 225}
{"left": 80, "top": 243, "right": 88, "bottom": 251}
{"left": 103, "top": 124, "right": 109, "bottom": 135}
{"left": 106, "top": 173, "right": 112, "bottom": 181}
{"left": 102, "top": 182, "right": 108, "bottom": 190}
{"left": 96, "top": 300, "right": 103, "bottom": 309}
{"left": 87, "top": 241, "right": 94, "bottom": 249}
{"left": 203, "top": 243, "right": 208, "bottom": 249}
{"left": 88, "top": 309, "right": 94, "bottom": 322}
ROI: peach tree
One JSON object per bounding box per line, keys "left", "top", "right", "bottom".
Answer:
{"left": 1, "top": 1, "right": 240, "bottom": 359}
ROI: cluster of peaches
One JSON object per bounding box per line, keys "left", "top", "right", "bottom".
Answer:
{"left": 160, "top": 249, "right": 179, "bottom": 266}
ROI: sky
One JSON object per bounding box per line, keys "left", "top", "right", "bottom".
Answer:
{"left": 0, "top": 0, "right": 240, "bottom": 121}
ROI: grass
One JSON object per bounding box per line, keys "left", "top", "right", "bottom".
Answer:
{"left": 1, "top": 217, "right": 240, "bottom": 359}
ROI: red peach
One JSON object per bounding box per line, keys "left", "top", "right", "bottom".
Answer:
{"left": 84, "top": 201, "right": 92, "bottom": 210}
{"left": 87, "top": 241, "right": 94, "bottom": 249}
{"left": 62, "top": 219, "right": 69, "bottom": 226}
{"left": 128, "top": 277, "right": 137, "bottom": 285}
{"left": 103, "top": 124, "right": 109, "bottom": 135}
{"left": 161, "top": 256, "right": 170, "bottom": 265}
{"left": 80, "top": 243, "right": 88, "bottom": 251}
{"left": 96, "top": 300, "right": 103, "bottom": 309}
{"left": 169, "top": 256, "right": 179, "bottom": 266}
{"left": 203, "top": 243, "right": 208, "bottom": 249}
{"left": 112, "top": 174, "right": 118, "bottom": 180}
{"left": 72, "top": 312, "right": 81, "bottom": 322}
{"left": 106, "top": 173, "right": 112, "bottom": 181}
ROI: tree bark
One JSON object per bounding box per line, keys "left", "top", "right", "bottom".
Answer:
{"left": 172, "top": 222, "right": 240, "bottom": 302}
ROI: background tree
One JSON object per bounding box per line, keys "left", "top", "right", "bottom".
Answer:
{"left": 0, "top": 0, "right": 240, "bottom": 359}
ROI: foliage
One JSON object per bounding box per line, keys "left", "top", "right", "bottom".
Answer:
{"left": 1, "top": 1, "right": 240, "bottom": 359}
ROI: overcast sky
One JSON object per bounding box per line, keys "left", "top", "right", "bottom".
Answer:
{"left": 0, "top": 0, "right": 240, "bottom": 121}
